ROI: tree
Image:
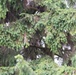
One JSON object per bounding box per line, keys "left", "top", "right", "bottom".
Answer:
{"left": 0, "top": 0, "right": 76, "bottom": 74}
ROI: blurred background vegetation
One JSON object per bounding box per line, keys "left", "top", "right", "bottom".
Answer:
{"left": 0, "top": 0, "right": 76, "bottom": 75}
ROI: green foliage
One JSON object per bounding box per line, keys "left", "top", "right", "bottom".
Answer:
{"left": 14, "top": 54, "right": 36, "bottom": 75}
{"left": 0, "top": 22, "right": 26, "bottom": 50}
{"left": 0, "top": 0, "right": 76, "bottom": 75}
{"left": 31, "top": 56, "right": 58, "bottom": 75}
{"left": 50, "top": 9, "right": 76, "bottom": 32}
{"left": 71, "top": 54, "right": 76, "bottom": 68}
{"left": 0, "top": 67, "right": 14, "bottom": 75}
{"left": 0, "top": 0, "right": 76, "bottom": 53}
{"left": 0, "top": 47, "right": 17, "bottom": 66}
{"left": 45, "top": 8, "right": 76, "bottom": 52}
{"left": 0, "top": 0, "right": 7, "bottom": 19}
{"left": 30, "top": 56, "right": 76, "bottom": 75}
{"left": 0, "top": 55, "right": 76, "bottom": 75}
{"left": 0, "top": 55, "right": 75, "bottom": 75}
{"left": 37, "top": 0, "right": 65, "bottom": 10}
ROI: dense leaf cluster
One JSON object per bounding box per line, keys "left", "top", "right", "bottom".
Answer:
{"left": 0, "top": 55, "right": 76, "bottom": 75}
{"left": 0, "top": 0, "right": 76, "bottom": 74}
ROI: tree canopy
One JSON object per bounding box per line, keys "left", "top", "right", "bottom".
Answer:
{"left": 0, "top": 0, "right": 76, "bottom": 75}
